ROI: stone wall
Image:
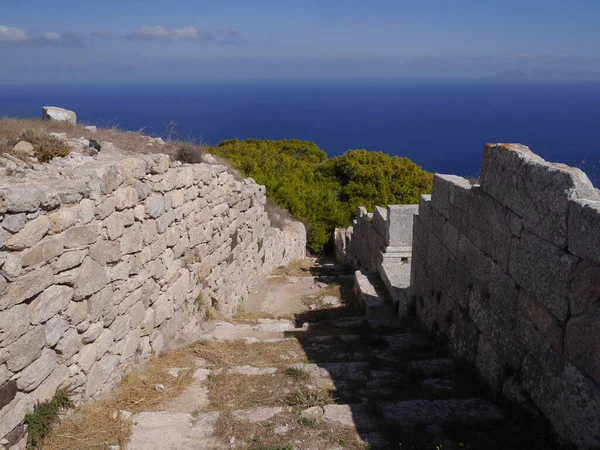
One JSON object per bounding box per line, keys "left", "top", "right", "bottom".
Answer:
{"left": 0, "top": 146, "right": 305, "bottom": 446}
{"left": 410, "top": 144, "right": 600, "bottom": 449}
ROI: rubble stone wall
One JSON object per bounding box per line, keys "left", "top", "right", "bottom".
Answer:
{"left": 0, "top": 149, "right": 305, "bottom": 446}
{"left": 410, "top": 144, "right": 600, "bottom": 449}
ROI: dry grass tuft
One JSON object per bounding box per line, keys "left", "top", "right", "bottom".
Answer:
{"left": 271, "top": 259, "right": 314, "bottom": 278}
{"left": 39, "top": 348, "right": 197, "bottom": 450}
{"left": 265, "top": 200, "right": 294, "bottom": 230}
{"left": 190, "top": 339, "right": 307, "bottom": 369}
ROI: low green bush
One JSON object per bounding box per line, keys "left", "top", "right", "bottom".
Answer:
{"left": 208, "top": 139, "right": 433, "bottom": 253}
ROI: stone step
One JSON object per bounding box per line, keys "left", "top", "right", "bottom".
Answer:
{"left": 354, "top": 271, "right": 393, "bottom": 320}
{"left": 378, "top": 261, "right": 411, "bottom": 318}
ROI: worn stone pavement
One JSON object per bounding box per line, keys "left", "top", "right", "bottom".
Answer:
{"left": 125, "top": 259, "right": 563, "bottom": 450}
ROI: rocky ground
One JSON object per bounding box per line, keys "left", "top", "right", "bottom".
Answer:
{"left": 41, "top": 258, "right": 564, "bottom": 450}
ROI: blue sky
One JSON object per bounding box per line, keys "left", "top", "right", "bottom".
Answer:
{"left": 2, "top": 0, "right": 600, "bottom": 83}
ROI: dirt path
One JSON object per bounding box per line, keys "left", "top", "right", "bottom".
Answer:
{"left": 42, "top": 259, "right": 564, "bottom": 450}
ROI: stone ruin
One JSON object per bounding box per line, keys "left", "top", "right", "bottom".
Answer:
{"left": 336, "top": 143, "right": 600, "bottom": 449}
{"left": 0, "top": 123, "right": 306, "bottom": 447}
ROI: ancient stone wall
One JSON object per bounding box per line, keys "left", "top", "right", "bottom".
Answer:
{"left": 410, "top": 144, "right": 600, "bottom": 448}
{"left": 0, "top": 147, "right": 305, "bottom": 446}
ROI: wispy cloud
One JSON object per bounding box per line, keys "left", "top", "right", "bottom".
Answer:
{"left": 0, "top": 25, "right": 87, "bottom": 46}
{"left": 217, "top": 28, "right": 240, "bottom": 38}
{"left": 128, "top": 25, "right": 213, "bottom": 41}
{"left": 92, "top": 30, "right": 112, "bottom": 39}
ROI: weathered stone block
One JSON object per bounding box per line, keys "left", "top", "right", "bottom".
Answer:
{"left": 0, "top": 265, "right": 54, "bottom": 311}
{"left": 120, "top": 222, "right": 144, "bottom": 255}
{"left": 0, "top": 183, "right": 44, "bottom": 213}
{"left": 481, "top": 144, "right": 599, "bottom": 248}
{"left": 509, "top": 230, "right": 579, "bottom": 322}
{"left": 48, "top": 206, "right": 79, "bottom": 234}
{"left": 565, "top": 314, "right": 600, "bottom": 385}
{"left": 5, "top": 215, "right": 49, "bottom": 250}
{"left": 21, "top": 236, "right": 63, "bottom": 267}
{"left": 517, "top": 290, "right": 564, "bottom": 354}
{"left": 568, "top": 198, "right": 600, "bottom": 262}
{"left": 85, "top": 354, "right": 120, "bottom": 399}
{"left": 44, "top": 315, "right": 69, "bottom": 347}
{"left": 88, "top": 285, "right": 114, "bottom": 321}
{"left": 431, "top": 174, "right": 471, "bottom": 219}
{"left": 0, "top": 304, "right": 29, "bottom": 347}
{"left": 2, "top": 213, "right": 27, "bottom": 233}
{"left": 15, "top": 348, "right": 56, "bottom": 392}
{"left": 5, "top": 326, "right": 45, "bottom": 372}
{"left": 569, "top": 259, "right": 600, "bottom": 316}
{"left": 0, "top": 379, "right": 17, "bottom": 410}
{"left": 114, "top": 186, "right": 139, "bottom": 211}
{"left": 28, "top": 285, "right": 73, "bottom": 325}
{"left": 74, "top": 257, "right": 108, "bottom": 300}
{"left": 55, "top": 327, "right": 82, "bottom": 363}
{"left": 89, "top": 239, "right": 121, "bottom": 265}
{"left": 62, "top": 222, "right": 101, "bottom": 248}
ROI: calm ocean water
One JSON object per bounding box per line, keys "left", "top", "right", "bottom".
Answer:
{"left": 1, "top": 80, "right": 599, "bottom": 185}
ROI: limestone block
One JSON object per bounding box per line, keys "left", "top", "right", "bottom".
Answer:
{"left": 130, "top": 301, "right": 146, "bottom": 329}
{"left": 431, "top": 174, "right": 471, "bottom": 219}
{"left": 95, "top": 197, "right": 116, "bottom": 220}
{"left": 28, "top": 285, "right": 73, "bottom": 325}
{"left": 5, "top": 326, "right": 45, "bottom": 372}
{"left": 62, "top": 222, "right": 101, "bottom": 249}
{"left": 51, "top": 250, "right": 86, "bottom": 275}
{"left": 65, "top": 300, "right": 88, "bottom": 325}
{"left": 90, "top": 239, "right": 121, "bottom": 265}
{"left": 517, "top": 290, "right": 564, "bottom": 354}
{"left": 386, "top": 204, "right": 419, "bottom": 248}
{"left": 82, "top": 322, "right": 104, "bottom": 344}
{"left": 488, "top": 262, "right": 518, "bottom": 329}
{"left": 104, "top": 211, "right": 128, "bottom": 240}
{"left": 77, "top": 343, "right": 97, "bottom": 373}
{"left": 78, "top": 199, "right": 95, "bottom": 224}
{"left": 5, "top": 215, "right": 49, "bottom": 250}
{"left": 475, "top": 334, "right": 502, "bottom": 390}
{"left": 42, "top": 106, "right": 76, "bottom": 124}
{"left": 140, "top": 308, "right": 155, "bottom": 336}
{"left": 0, "top": 184, "right": 44, "bottom": 214}
{"left": 117, "top": 157, "right": 147, "bottom": 182}
{"left": 0, "top": 393, "right": 32, "bottom": 441}
{"left": 85, "top": 354, "right": 120, "bottom": 399}
{"left": 515, "top": 315, "right": 563, "bottom": 376}
{"left": 21, "top": 236, "right": 63, "bottom": 268}
{"left": 456, "top": 233, "right": 491, "bottom": 285}
{"left": 131, "top": 179, "right": 152, "bottom": 201}
{"left": 55, "top": 266, "right": 80, "bottom": 285}
{"left": 522, "top": 358, "right": 600, "bottom": 449}
{"left": 154, "top": 296, "right": 174, "bottom": 326}
{"left": 48, "top": 206, "right": 79, "bottom": 234}
{"left": 509, "top": 230, "right": 579, "bottom": 322}
{"left": 44, "top": 315, "right": 69, "bottom": 347}
{"left": 568, "top": 198, "right": 600, "bottom": 262}
{"left": 142, "top": 220, "right": 159, "bottom": 245}
{"left": 88, "top": 285, "right": 114, "bottom": 321}
{"left": 570, "top": 259, "right": 600, "bottom": 316}
{"left": 1, "top": 253, "right": 21, "bottom": 279}
{"left": 55, "top": 327, "right": 82, "bottom": 363}
{"left": 156, "top": 208, "right": 180, "bottom": 234}
{"left": 0, "top": 265, "right": 54, "bottom": 311}
{"left": 0, "top": 304, "right": 29, "bottom": 347}
{"left": 94, "top": 328, "right": 114, "bottom": 360}
{"left": 133, "top": 204, "right": 145, "bottom": 221}
{"left": 481, "top": 144, "right": 599, "bottom": 248}
{"left": 120, "top": 222, "right": 144, "bottom": 255}
{"left": 142, "top": 154, "right": 170, "bottom": 175}
{"left": 121, "top": 328, "right": 141, "bottom": 362}
{"left": 110, "top": 315, "right": 131, "bottom": 341}
{"left": 14, "top": 348, "right": 56, "bottom": 392}
{"left": 145, "top": 193, "right": 165, "bottom": 219}
{"left": 0, "top": 364, "right": 11, "bottom": 386}
{"left": 114, "top": 186, "right": 139, "bottom": 211}
{"left": 74, "top": 257, "right": 108, "bottom": 300}
{"left": 92, "top": 162, "right": 120, "bottom": 195}
{"left": 565, "top": 315, "right": 600, "bottom": 384}
{"left": 2, "top": 214, "right": 27, "bottom": 233}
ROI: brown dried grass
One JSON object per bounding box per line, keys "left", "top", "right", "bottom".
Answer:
{"left": 190, "top": 339, "right": 308, "bottom": 369}
{"left": 39, "top": 348, "right": 197, "bottom": 450}
{"left": 272, "top": 259, "right": 315, "bottom": 278}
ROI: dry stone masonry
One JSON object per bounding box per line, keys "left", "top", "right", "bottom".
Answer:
{"left": 0, "top": 138, "right": 305, "bottom": 446}
{"left": 337, "top": 143, "right": 600, "bottom": 449}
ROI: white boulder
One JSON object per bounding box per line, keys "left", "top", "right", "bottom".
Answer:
{"left": 42, "top": 106, "right": 77, "bottom": 124}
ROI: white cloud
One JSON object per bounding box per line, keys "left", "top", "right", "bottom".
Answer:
{"left": 0, "top": 25, "right": 29, "bottom": 42}
{"left": 129, "top": 25, "right": 213, "bottom": 41}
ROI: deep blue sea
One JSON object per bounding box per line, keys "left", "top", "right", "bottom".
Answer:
{"left": 1, "top": 80, "right": 599, "bottom": 185}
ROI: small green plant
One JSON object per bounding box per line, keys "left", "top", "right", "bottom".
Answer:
{"left": 299, "top": 417, "right": 315, "bottom": 427}
{"left": 25, "top": 388, "right": 73, "bottom": 449}
{"left": 284, "top": 367, "right": 310, "bottom": 380}
{"left": 195, "top": 293, "right": 206, "bottom": 308}
{"left": 283, "top": 388, "right": 335, "bottom": 407}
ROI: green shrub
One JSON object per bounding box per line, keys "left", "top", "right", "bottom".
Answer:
{"left": 208, "top": 139, "right": 433, "bottom": 253}
{"left": 25, "top": 388, "right": 73, "bottom": 448}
